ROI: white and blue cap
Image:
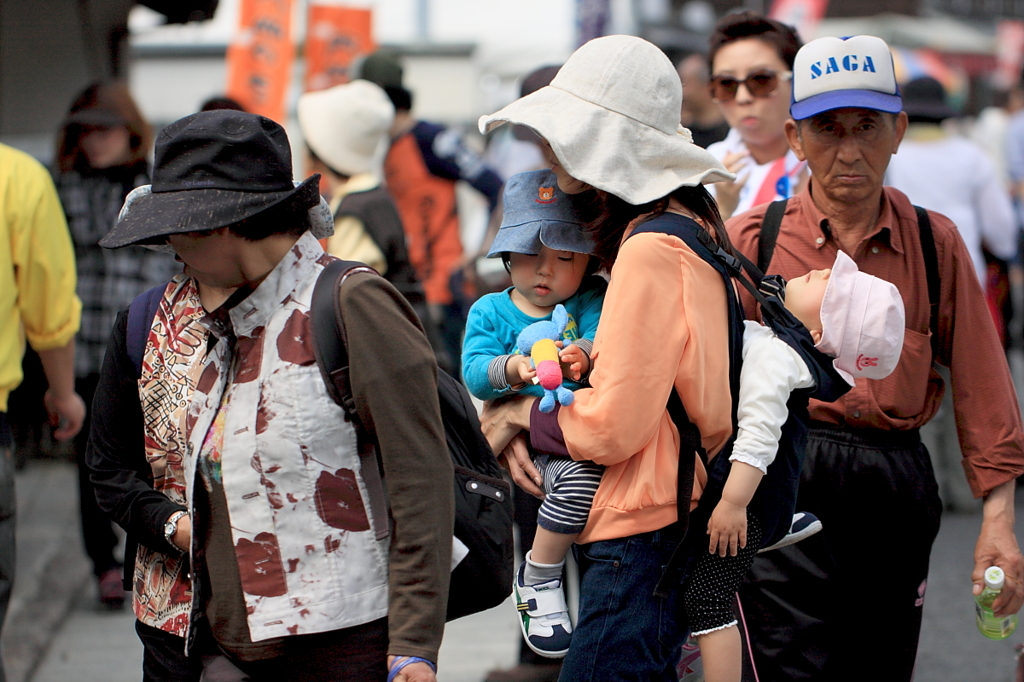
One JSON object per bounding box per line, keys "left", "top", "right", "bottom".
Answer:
{"left": 487, "top": 170, "right": 594, "bottom": 257}
{"left": 790, "top": 35, "right": 901, "bottom": 121}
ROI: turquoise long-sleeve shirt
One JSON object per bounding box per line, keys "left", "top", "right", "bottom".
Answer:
{"left": 462, "top": 275, "right": 607, "bottom": 402}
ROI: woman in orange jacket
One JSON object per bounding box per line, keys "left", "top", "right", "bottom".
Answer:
{"left": 478, "top": 35, "right": 736, "bottom": 682}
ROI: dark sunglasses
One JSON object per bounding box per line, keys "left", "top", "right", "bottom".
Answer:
{"left": 710, "top": 70, "right": 793, "bottom": 101}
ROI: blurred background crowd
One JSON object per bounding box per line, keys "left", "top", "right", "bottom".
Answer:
{"left": 4, "top": 0, "right": 1024, "bottom": 680}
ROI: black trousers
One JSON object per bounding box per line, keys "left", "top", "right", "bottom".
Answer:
{"left": 738, "top": 426, "right": 943, "bottom": 682}
{"left": 75, "top": 374, "right": 120, "bottom": 577}
{"left": 136, "top": 618, "right": 389, "bottom": 682}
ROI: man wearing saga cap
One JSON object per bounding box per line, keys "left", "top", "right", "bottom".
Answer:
{"left": 728, "top": 35, "right": 1024, "bottom": 681}
{"left": 87, "top": 110, "right": 452, "bottom": 682}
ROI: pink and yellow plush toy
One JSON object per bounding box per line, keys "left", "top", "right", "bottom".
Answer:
{"left": 515, "top": 304, "right": 575, "bottom": 412}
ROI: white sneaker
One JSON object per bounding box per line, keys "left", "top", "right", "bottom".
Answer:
{"left": 513, "top": 560, "right": 572, "bottom": 658}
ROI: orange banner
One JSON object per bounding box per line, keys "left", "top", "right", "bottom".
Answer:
{"left": 305, "top": 5, "right": 375, "bottom": 92}
{"left": 226, "top": 0, "right": 295, "bottom": 122}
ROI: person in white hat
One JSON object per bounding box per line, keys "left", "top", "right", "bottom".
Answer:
{"left": 728, "top": 34, "right": 1024, "bottom": 682}
{"left": 297, "top": 80, "right": 451, "bottom": 372}
{"left": 684, "top": 250, "right": 904, "bottom": 682}
{"left": 297, "top": 80, "right": 417, "bottom": 293}
{"left": 476, "top": 34, "right": 740, "bottom": 681}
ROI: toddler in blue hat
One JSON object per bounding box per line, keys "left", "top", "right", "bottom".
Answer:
{"left": 462, "top": 169, "right": 606, "bottom": 658}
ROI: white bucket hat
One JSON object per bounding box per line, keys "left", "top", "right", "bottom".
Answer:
{"left": 478, "top": 35, "right": 734, "bottom": 206}
{"left": 297, "top": 79, "right": 394, "bottom": 177}
{"left": 816, "top": 251, "right": 905, "bottom": 385}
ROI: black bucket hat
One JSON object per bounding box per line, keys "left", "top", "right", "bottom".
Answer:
{"left": 100, "top": 110, "right": 323, "bottom": 249}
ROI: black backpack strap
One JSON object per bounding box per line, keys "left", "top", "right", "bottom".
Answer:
{"left": 310, "top": 259, "right": 391, "bottom": 540}
{"left": 127, "top": 283, "right": 169, "bottom": 378}
{"left": 629, "top": 215, "right": 745, "bottom": 599}
{"left": 758, "top": 199, "right": 789, "bottom": 274}
{"left": 915, "top": 205, "right": 940, "bottom": 355}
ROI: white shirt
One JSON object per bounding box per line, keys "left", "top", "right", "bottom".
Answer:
{"left": 731, "top": 320, "right": 815, "bottom": 474}
{"left": 706, "top": 128, "right": 805, "bottom": 216}
{"left": 885, "top": 124, "right": 1018, "bottom": 289}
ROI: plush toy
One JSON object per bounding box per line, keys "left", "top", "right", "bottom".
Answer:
{"left": 516, "top": 304, "right": 575, "bottom": 413}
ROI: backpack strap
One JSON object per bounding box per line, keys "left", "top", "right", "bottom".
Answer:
{"left": 310, "top": 259, "right": 391, "bottom": 541}
{"left": 627, "top": 215, "right": 745, "bottom": 599}
{"left": 758, "top": 199, "right": 789, "bottom": 273}
{"left": 127, "top": 283, "right": 169, "bottom": 378}
{"left": 915, "top": 205, "right": 940, "bottom": 356}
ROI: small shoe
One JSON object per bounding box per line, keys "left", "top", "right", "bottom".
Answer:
{"left": 98, "top": 566, "right": 126, "bottom": 610}
{"left": 513, "top": 561, "right": 572, "bottom": 658}
{"left": 758, "top": 512, "right": 822, "bottom": 553}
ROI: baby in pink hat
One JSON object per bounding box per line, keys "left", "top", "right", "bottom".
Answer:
{"left": 784, "top": 250, "right": 905, "bottom": 385}
{"left": 685, "top": 250, "right": 904, "bottom": 682}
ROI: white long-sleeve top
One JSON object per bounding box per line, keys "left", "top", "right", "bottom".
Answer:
{"left": 730, "top": 320, "right": 815, "bottom": 474}
{"left": 885, "top": 123, "right": 1018, "bottom": 290}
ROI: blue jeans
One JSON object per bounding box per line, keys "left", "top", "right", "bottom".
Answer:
{"left": 560, "top": 525, "right": 688, "bottom": 682}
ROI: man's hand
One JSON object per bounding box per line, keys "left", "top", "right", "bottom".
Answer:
{"left": 708, "top": 499, "right": 748, "bottom": 557}
{"left": 973, "top": 480, "right": 1024, "bottom": 617}
{"left": 558, "top": 343, "right": 589, "bottom": 381}
{"left": 387, "top": 656, "right": 437, "bottom": 682}
{"left": 43, "top": 388, "right": 85, "bottom": 441}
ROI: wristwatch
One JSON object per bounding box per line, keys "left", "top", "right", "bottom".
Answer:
{"left": 164, "top": 511, "right": 188, "bottom": 550}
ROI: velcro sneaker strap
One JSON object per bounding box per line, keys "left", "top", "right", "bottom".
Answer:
{"left": 524, "top": 588, "right": 569, "bottom": 618}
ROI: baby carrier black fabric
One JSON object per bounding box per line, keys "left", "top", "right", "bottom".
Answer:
{"left": 626, "top": 213, "right": 850, "bottom": 597}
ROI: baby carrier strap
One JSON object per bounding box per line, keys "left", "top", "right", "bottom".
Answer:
{"left": 627, "top": 214, "right": 745, "bottom": 598}
{"left": 760, "top": 199, "right": 940, "bottom": 355}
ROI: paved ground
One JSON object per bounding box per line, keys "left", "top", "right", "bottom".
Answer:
{"left": 1, "top": 458, "right": 1021, "bottom": 682}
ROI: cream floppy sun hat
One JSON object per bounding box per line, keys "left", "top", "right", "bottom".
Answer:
{"left": 479, "top": 35, "right": 735, "bottom": 206}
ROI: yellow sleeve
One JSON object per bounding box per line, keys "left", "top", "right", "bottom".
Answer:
{"left": 7, "top": 148, "right": 81, "bottom": 351}
{"left": 325, "top": 215, "right": 388, "bottom": 276}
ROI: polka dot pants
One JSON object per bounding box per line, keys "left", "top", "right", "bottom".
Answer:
{"left": 683, "top": 511, "right": 763, "bottom": 635}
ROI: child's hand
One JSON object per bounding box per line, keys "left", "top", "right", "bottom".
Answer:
{"left": 707, "top": 499, "right": 748, "bottom": 557}
{"left": 558, "top": 343, "right": 589, "bottom": 381}
{"left": 506, "top": 354, "right": 536, "bottom": 386}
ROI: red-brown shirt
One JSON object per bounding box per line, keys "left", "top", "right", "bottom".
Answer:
{"left": 727, "top": 184, "right": 1024, "bottom": 497}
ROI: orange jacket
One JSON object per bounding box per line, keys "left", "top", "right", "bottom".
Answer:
{"left": 559, "top": 228, "right": 733, "bottom": 544}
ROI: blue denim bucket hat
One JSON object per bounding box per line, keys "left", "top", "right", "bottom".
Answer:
{"left": 487, "top": 170, "right": 593, "bottom": 257}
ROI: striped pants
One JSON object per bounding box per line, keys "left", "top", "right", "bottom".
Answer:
{"left": 534, "top": 453, "right": 604, "bottom": 535}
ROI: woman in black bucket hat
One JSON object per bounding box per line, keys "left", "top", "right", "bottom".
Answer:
{"left": 90, "top": 109, "right": 452, "bottom": 682}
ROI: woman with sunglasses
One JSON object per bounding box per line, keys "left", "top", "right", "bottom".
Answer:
{"left": 706, "top": 12, "right": 806, "bottom": 220}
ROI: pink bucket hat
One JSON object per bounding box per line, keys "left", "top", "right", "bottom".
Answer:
{"left": 816, "top": 251, "right": 905, "bottom": 385}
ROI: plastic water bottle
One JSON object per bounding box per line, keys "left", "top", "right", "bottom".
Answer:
{"left": 976, "top": 566, "right": 1018, "bottom": 639}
